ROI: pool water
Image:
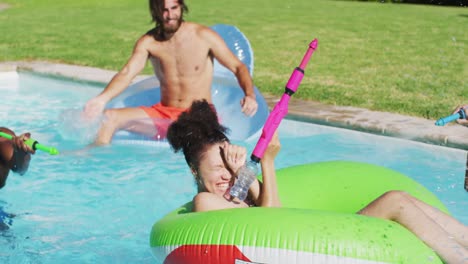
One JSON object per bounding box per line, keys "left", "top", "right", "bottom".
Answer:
{"left": 0, "top": 72, "right": 466, "bottom": 263}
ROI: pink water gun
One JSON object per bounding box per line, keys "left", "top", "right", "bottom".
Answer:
{"left": 230, "top": 39, "right": 318, "bottom": 200}
{"left": 251, "top": 38, "right": 318, "bottom": 162}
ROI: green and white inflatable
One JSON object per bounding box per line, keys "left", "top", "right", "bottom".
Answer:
{"left": 150, "top": 161, "right": 446, "bottom": 263}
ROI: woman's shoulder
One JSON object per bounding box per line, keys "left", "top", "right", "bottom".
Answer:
{"left": 192, "top": 192, "right": 222, "bottom": 212}
{"left": 193, "top": 192, "right": 215, "bottom": 204}
{"left": 192, "top": 192, "right": 250, "bottom": 212}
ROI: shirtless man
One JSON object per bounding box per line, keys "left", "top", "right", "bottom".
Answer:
{"left": 83, "top": 0, "right": 258, "bottom": 145}
{"left": 0, "top": 127, "right": 35, "bottom": 189}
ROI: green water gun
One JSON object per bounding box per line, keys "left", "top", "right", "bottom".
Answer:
{"left": 0, "top": 131, "right": 59, "bottom": 155}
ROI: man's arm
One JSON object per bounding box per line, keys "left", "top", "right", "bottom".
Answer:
{"left": 83, "top": 36, "right": 151, "bottom": 117}
{"left": 202, "top": 28, "right": 258, "bottom": 116}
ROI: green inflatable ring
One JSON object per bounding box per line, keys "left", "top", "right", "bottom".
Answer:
{"left": 150, "top": 161, "right": 446, "bottom": 263}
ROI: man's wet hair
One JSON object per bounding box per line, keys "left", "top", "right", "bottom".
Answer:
{"left": 167, "top": 100, "right": 229, "bottom": 169}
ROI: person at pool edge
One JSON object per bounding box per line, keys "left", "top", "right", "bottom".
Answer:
{"left": 450, "top": 104, "right": 468, "bottom": 126}
{"left": 83, "top": 0, "right": 258, "bottom": 145}
{"left": 0, "top": 127, "right": 35, "bottom": 189}
{"left": 166, "top": 100, "right": 468, "bottom": 264}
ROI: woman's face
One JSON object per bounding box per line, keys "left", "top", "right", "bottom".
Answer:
{"left": 196, "top": 143, "right": 234, "bottom": 197}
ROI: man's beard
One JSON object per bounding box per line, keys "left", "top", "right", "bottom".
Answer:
{"left": 162, "top": 17, "right": 183, "bottom": 34}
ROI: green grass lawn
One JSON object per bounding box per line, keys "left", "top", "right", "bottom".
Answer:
{"left": 0, "top": 0, "right": 467, "bottom": 119}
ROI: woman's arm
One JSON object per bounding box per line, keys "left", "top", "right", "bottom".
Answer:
{"left": 256, "top": 132, "right": 281, "bottom": 207}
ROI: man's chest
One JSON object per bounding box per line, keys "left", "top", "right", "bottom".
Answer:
{"left": 151, "top": 42, "right": 212, "bottom": 75}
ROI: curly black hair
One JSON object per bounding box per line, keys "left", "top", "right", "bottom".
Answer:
{"left": 167, "top": 100, "right": 229, "bottom": 169}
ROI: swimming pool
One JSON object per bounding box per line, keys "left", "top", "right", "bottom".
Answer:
{"left": 0, "top": 72, "right": 466, "bottom": 263}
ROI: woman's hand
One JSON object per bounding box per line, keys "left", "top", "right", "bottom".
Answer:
{"left": 262, "top": 131, "right": 281, "bottom": 162}
{"left": 221, "top": 142, "right": 246, "bottom": 175}
{"left": 257, "top": 131, "right": 281, "bottom": 207}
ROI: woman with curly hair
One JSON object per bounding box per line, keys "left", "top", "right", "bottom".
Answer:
{"left": 167, "top": 99, "right": 281, "bottom": 210}
{"left": 167, "top": 100, "right": 468, "bottom": 263}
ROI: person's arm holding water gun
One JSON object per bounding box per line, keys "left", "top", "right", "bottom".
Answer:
{"left": 256, "top": 132, "right": 282, "bottom": 207}
{"left": 435, "top": 105, "right": 468, "bottom": 126}
{"left": 235, "top": 132, "right": 281, "bottom": 207}
{"left": 10, "top": 132, "right": 35, "bottom": 175}
{"left": 452, "top": 105, "right": 468, "bottom": 125}
{"left": 0, "top": 127, "right": 35, "bottom": 189}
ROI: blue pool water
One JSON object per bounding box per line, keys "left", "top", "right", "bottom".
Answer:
{"left": 0, "top": 72, "right": 466, "bottom": 263}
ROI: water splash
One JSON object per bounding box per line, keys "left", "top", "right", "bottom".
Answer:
{"left": 57, "top": 108, "right": 102, "bottom": 144}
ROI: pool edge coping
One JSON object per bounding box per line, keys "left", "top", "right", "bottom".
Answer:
{"left": 2, "top": 60, "right": 468, "bottom": 151}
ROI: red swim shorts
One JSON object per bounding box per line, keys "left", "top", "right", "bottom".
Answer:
{"left": 140, "top": 103, "right": 188, "bottom": 139}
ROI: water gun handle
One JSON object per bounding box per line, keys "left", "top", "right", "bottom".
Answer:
{"left": 435, "top": 109, "right": 466, "bottom": 126}
{"left": 0, "top": 132, "right": 59, "bottom": 155}
{"left": 251, "top": 39, "right": 318, "bottom": 161}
